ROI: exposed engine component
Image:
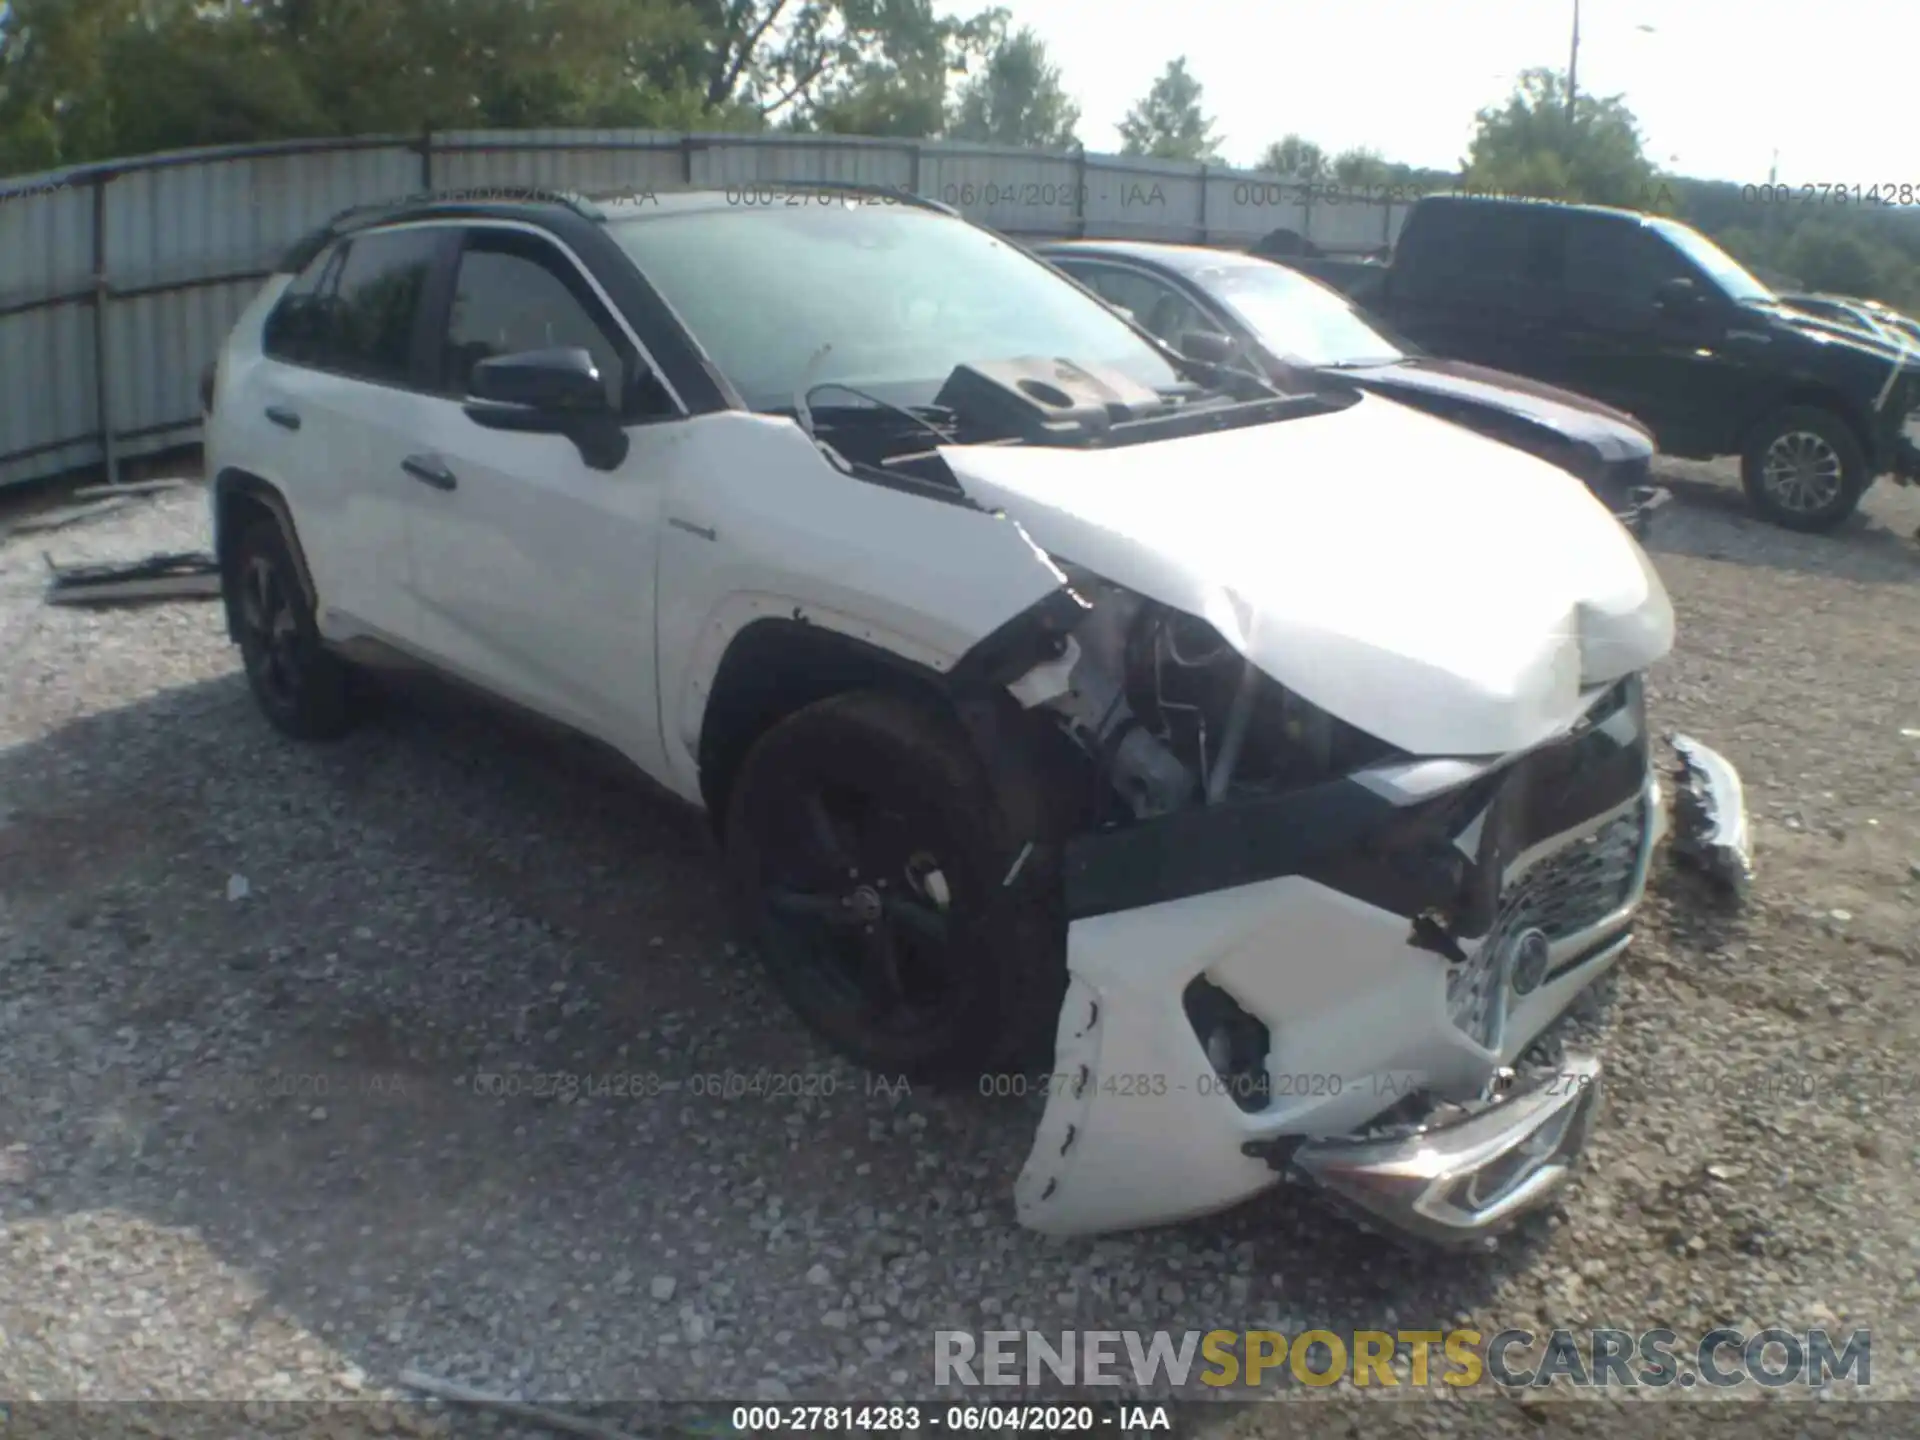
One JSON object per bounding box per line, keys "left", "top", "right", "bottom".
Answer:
{"left": 1009, "top": 575, "right": 1400, "bottom": 821}
{"left": 1012, "top": 582, "right": 1197, "bottom": 819}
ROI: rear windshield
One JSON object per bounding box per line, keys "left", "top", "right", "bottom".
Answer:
{"left": 610, "top": 204, "right": 1186, "bottom": 411}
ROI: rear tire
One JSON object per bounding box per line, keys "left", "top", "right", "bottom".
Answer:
{"left": 230, "top": 517, "right": 357, "bottom": 740}
{"left": 723, "top": 690, "right": 1066, "bottom": 1087}
{"left": 1740, "top": 406, "right": 1870, "bottom": 532}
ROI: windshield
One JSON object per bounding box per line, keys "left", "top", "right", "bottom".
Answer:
{"left": 1646, "top": 218, "right": 1775, "bottom": 304}
{"left": 1196, "top": 260, "right": 1406, "bottom": 367}
{"left": 609, "top": 204, "right": 1188, "bottom": 411}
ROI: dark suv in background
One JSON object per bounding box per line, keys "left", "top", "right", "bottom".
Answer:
{"left": 1276, "top": 196, "right": 1920, "bottom": 532}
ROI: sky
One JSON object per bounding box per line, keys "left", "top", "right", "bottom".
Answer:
{"left": 938, "top": 0, "right": 1918, "bottom": 188}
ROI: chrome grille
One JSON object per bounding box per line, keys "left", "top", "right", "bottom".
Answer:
{"left": 1446, "top": 941, "right": 1508, "bottom": 1051}
{"left": 1447, "top": 800, "right": 1648, "bottom": 1050}
{"left": 1506, "top": 801, "right": 1647, "bottom": 942}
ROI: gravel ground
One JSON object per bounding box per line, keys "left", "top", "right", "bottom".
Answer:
{"left": 1, "top": 461, "right": 1917, "bottom": 1438}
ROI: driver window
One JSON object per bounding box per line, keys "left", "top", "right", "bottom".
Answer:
{"left": 442, "top": 237, "right": 633, "bottom": 412}
{"left": 1077, "top": 267, "right": 1203, "bottom": 344}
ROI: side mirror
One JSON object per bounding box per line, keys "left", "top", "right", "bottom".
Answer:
{"left": 1178, "top": 329, "right": 1239, "bottom": 365}
{"left": 469, "top": 346, "right": 609, "bottom": 414}
{"left": 464, "top": 347, "right": 629, "bottom": 471}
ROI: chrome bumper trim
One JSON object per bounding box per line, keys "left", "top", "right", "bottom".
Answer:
{"left": 1293, "top": 1051, "right": 1604, "bottom": 1248}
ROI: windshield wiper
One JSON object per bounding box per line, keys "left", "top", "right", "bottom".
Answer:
{"left": 1122, "top": 323, "right": 1281, "bottom": 400}
{"left": 802, "top": 386, "right": 957, "bottom": 442}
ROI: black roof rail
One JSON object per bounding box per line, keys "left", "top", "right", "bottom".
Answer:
{"left": 275, "top": 185, "right": 607, "bottom": 271}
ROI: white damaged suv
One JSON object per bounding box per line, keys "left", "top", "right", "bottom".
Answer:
{"left": 201, "top": 183, "right": 1743, "bottom": 1246}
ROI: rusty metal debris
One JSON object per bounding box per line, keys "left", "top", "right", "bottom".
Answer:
{"left": 1668, "top": 733, "right": 1755, "bottom": 898}
{"left": 397, "top": 1369, "right": 650, "bottom": 1440}
{"left": 7, "top": 495, "right": 146, "bottom": 536}
{"left": 43, "top": 550, "right": 221, "bottom": 607}
{"left": 72, "top": 478, "right": 193, "bottom": 501}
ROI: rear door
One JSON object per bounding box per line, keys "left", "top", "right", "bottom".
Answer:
{"left": 255, "top": 225, "right": 453, "bottom": 643}
{"left": 1388, "top": 202, "right": 1565, "bottom": 371}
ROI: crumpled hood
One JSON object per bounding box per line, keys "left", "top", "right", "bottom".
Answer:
{"left": 940, "top": 393, "right": 1675, "bottom": 758}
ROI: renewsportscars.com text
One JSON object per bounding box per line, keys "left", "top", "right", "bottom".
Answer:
{"left": 934, "top": 1327, "right": 1871, "bottom": 1389}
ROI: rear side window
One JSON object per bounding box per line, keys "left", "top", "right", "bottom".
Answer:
{"left": 261, "top": 227, "right": 441, "bottom": 384}
{"left": 1400, "top": 203, "right": 1563, "bottom": 295}
{"left": 262, "top": 245, "right": 342, "bottom": 366}
{"left": 328, "top": 230, "right": 441, "bottom": 384}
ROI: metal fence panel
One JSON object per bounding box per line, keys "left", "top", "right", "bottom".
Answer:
{"left": 105, "top": 143, "right": 424, "bottom": 292}
{"left": 433, "top": 129, "right": 685, "bottom": 194}
{"left": 692, "top": 134, "right": 917, "bottom": 191}
{"left": 0, "top": 129, "right": 1406, "bottom": 490}
{"left": 0, "top": 177, "right": 95, "bottom": 309}
{"left": 108, "top": 279, "right": 264, "bottom": 443}
{"left": 916, "top": 143, "right": 1073, "bottom": 234}
{"left": 0, "top": 300, "right": 98, "bottom": 490}
{"left": 1302, "top": 193, "right": 1399, "bottom": 252}
{"left": 1204, "top": 173, "right": 1315, "bottom": 246}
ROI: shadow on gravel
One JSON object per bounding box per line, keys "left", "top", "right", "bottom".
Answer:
{"left": 1, "top": 668, "right": 1523, "bottom": 1404}
{"left": 1642, "top": 473, "right": 1920, "bottom": 587}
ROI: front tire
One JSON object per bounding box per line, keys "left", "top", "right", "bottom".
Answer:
{"left": 1740, "top": 406, "right": 1870, "bottom": 532}
{"left": 723, "top": 690, "right": 1066, "bottom": 1087}
{"left": 230, "top": 517, "right": 357, "bottom": 740}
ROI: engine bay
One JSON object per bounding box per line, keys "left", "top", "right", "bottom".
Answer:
{"left": 1008, "top": 572, "right": 1400, "bottom": 824}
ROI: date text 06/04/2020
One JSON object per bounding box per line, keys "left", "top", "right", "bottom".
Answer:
{"left": 726, "top": 1405, "right": 1171, "bottom": 1432}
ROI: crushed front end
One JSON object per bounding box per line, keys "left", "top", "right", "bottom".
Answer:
{"left": 926, "top": 399, "right": 1733, "bottom": 1244}
{"left": 995, "top": 587, "right": 1671, "bottom": 1245}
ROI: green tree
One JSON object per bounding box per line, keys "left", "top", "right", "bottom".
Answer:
{"left": 806, "top": 59, "right": 949, "bottom": 137}
{"left": 946, "top": 24, "right": 1078, "bottom": 149}
{"left": 1785, "top": 221, "right": 1889, "bottom": 298}
{"left": 1117, "top": 56, "right": 1218, "bottom": 163}
{"left": 1254, "top": 134, "right": 1325, "bottom": 180}
{"left": 695, "top": 0, "right": 1004, "bottom": 131}
{"left": 1462, "top": 66, "right": 1656, "bottom": 206}
{"left": 1, "top": 0, "right": 1012, "bottom": 171}
{"left": 1331, "top": 145, "right": 1392, "bottom": 189}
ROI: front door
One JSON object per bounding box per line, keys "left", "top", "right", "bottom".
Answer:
{"left": 396, "top": 224, "right": 685, "bottom": 776}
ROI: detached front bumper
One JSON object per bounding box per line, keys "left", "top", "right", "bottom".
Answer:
{"left": 1013, "top": 681, "right": 1683, "bottom": 1244}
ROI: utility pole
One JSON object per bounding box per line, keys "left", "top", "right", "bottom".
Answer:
{"left": 1567, "top": 0, "right": 1581, "bottom": 117}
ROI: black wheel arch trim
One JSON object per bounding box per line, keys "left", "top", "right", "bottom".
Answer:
{"left": 695, "top": 616, "right": 956, "bottom": 827}
{"left": 212, "top": 469, "right": 318, "bottom": 643}
{"left": 1737, "top": 387, "right": 1878, "bottom": 471}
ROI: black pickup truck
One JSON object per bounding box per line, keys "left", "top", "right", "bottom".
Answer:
{"left": 1261, "top": 195, "right": 1920, "bottom": 531}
